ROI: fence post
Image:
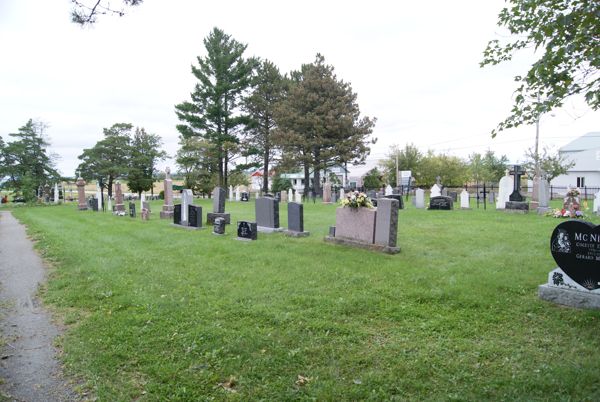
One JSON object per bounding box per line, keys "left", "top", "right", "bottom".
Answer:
{"left": 550, "top": 185, "right": 553, "bottom": 201}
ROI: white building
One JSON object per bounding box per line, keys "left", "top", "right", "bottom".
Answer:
{"left": 552, "top": 132, "right": 600, "bottom": 188}
{"left": 280, "top": 165, "right": 349, "bottom": 192}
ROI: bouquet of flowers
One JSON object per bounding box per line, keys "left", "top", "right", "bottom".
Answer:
{"left": 340, "top": 191, "right": 374, "bottom": 209}
{"left": 548, "top": 208, "right": 585, "bottom": 219}
{"left": 566, "top": 188, "right": 580, "bottom": 197}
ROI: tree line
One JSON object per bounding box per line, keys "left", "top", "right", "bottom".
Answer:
{"left": 363, "top": 143, "right": 573, "bottom": 190}
{"left": 174, "top": 28, "right": 375, "bottom": 197}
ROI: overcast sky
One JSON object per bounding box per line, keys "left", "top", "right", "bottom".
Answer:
{"left": 1, "top": 0, "right": 598, "bottom": 177}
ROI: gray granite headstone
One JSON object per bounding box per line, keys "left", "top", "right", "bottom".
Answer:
{"left": 255, "top": 197, "right": 281, "bottom": 231}
{"left": 129, "top": 202, "right": 136, "bottom": 217}
{"left": 374, "top": 198, "right": 399, "bottom": 250}
{"left": 207, "top": 186, "right": 231, "bottom": 224}
{"left": 212, "top": 187, "right": 226, "bottom": 213}
{"left": 213, "top": 217, "right": 226, "bottom": 235}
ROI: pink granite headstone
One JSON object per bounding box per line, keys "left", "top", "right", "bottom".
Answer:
{"left": 160, "top": 167, "right": 175, "bottom": 219}
{"left": 114, "top": 181, "right": 125, "bottom": 212}
{"left": 334, "top": 207, "right": 376, "bottom": 244}
{"left": 76, "top": 177, "right": 87, "bottom": 210}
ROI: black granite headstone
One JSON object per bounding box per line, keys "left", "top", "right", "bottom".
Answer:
{"left": 429, "top": 196, "right": 453, "bottom": 210}
{"left": 92, "top": 198, "right": 99, "bottom": 212}
{"left": 188, "top": 205, "right": 202, "bottom": 228}
{"left": 447, "top": 191, "right": 458, "bottom": 202}
{"left": 129, "top": 202, "right": 136, "bottom": 217}
{"left": 241, "top": 192, "right": 249, "bottom": 202}
{"left": 509, "top": 165, "right": 526, "bottom": 202}
{"left": 174, "top": 204, "right": 182, "bottom": 225}
{"left": 551, "top": 220, "right": 600, "bottom": 290}
{"left": 237, "top": 221, "right": 257, "bottom": 240}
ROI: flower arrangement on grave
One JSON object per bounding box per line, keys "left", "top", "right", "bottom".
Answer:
{"left": 340, "top": 191, "right": 374, "bottom": 209}
{"left": 565, "top": 188, "right": 580, "bottom": 198}
{"left": 548, "top": 208, "right": 585, "bottom": 219}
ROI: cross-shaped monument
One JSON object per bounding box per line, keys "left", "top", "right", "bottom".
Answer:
{"left": 509, "top": 165, "right": 526, "bottom": 202}
{"left": 479, "top": 183, "right": 489, "bottom": 210}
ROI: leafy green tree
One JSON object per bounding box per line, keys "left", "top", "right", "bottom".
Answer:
{"left": 379, "top": 143, "right": 423, "bottom": 185}
{"left": 175, "top": 27, "right": 257, "bottom": 189}
{"left": 76, "top": 123, "right": 132, "bottom": 198}
{"left": 2, "top": 119, "right": 59, "bottom": 201}
{"left": 175, "top": 136, "right": 218, "bottom": 195}
{"left": 71, "top": 0, "right": 143, "bottom": 25}
{"left": 417, "top": 152, "right": 469, "bottom": 187}
{"left": 275, "top": 54, "right": 375, "bottom": 196}
{"left": 522, "top": 146, "right": 575, "bottom": 182}
{"left": 481, "top": 150, "right": 509, "bottom": 183}
{"left": 481, "top": 0, "right": 600, "bottom": 135}
{"left": 127, "top": 127, "right": 166, "bottom": 197}
{"left": 363, "top": 168, "right": 384, "bottom": 190}
{"left": 243, "top": 60, "right": 287, "bottom": 192}
{"left": 270, "top": 172, "right": 292, "bottom": 193}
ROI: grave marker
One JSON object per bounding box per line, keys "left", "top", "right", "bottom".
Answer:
{"left": 284, "top": 202, "right": 309, "bottom": 237}
{"left": 237, "top": 221, "right": 257, "bottom": 241}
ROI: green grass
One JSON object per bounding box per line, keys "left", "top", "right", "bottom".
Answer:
{"left": 9, "top": 199, "right": 600, "bottom": 401}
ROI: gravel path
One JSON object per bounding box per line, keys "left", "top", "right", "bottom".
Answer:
{"left": 0, "top": 211, "right": 79, "bottom": 402}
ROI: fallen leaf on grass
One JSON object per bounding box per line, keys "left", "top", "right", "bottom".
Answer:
{"left": 295, "top": 375, "right": 312, "bottom": 386}
{"left": 218, "top": 376, "right": 237, "bottom": 393}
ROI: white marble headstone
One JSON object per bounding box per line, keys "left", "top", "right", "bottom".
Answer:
{"left": 460, "top": 189, "right": 470, "bottom": 209}
{"left": 385, "top": 185, "right": 393, "bottom": 196}
{"left": 229, "top": 185, "right": 233, "bottom": 200}
{"left": 295, "top": 191, "right": 302, "bottom": 203}
{"left": 340, "top": 188, "right": 345, "bottom": 202}
{"left": 594, "top": 190, "right": 600, "bottom": 215}
{"left": 415, "top": 188, "right": 425, "bottom": 209}
{"left": 496, "top": 172, "right": 513, "bottom": 209}
{"left": 96, "top": 182, "right": 103, "bottom": 211}
{"left": 288, "top": 188, "right": 293, "bottom": 203}
{"left": 430, "top": 184, "right": 441, "bottom": 198}
{"left": 140, "top": 193, "right": 146, "bottom": 212}
{"left": 235, "top": 187, "right": 240, "bottom": 201}
{"left": 182, "top": 189, "right": 193, "bottom": 222}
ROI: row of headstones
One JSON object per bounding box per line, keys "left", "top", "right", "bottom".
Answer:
{"left": 171, "top": 190, "right": 308, "bottom": 240}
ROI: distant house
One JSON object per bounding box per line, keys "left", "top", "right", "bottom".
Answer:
{"left": 552, "top": 132, "right": 600, "bottom": 188}
{"left": 280, "top": 165, "right": 349, "bottom": 192}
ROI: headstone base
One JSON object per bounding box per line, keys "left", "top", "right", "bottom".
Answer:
{"left": 505, "top": 201, "right": 529, "bottom": 213}
{"left": 257, "top": 226, "right": 284, "bottom": 233}
{"left": 160, "top": 210, "right": 174, "bottom": 219}
{"left": 324, "top": 236, "right": 400, "bottom": 254}
{"left": 171, "top": 223, "right": 203, "bottom": 231}
{"left": 461, "top": 207, "right": 472, "bottom": 210}
{"left": 207, "top": 212, "right": 231, "bottom": 225}
{"left": 78, "top": 206, "right": 88, "bottom": 211}
{"left": 538, "top": 284, "right": 600, "bottom": 310}
{"left": 537, "top": 207, "right": 550, "bottom": 215}
{"left": 235, "top": 237, "right": 256, "bottom": 242}
{"left": 283, "top": 230, "right": 310, "bottom": 238}
{"left": 530, "top": 201, "right": 540, "bottom": 210}
{"left": 115, "top": 204, "right": 125, "bottom": 212}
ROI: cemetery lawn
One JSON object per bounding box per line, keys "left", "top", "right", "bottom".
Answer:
{"left": 8, "top": 200, "right": 600, "bottom": 401}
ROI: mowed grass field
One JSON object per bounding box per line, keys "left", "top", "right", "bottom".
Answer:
{"left": 6, "top": 198, "right": 600, "bottom": 401}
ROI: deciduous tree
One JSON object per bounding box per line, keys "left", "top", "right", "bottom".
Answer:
{"left": 481, "top": 0, "right": 600, "bottom": 135}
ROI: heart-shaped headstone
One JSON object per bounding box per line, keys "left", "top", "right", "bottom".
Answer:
{"left": 550, "top": 220, "right": 600, "bottom": 290}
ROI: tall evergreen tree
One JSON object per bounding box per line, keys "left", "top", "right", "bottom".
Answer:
{"left": 175, "top": 27, "right": 257, "bottom": 189}
{"left": 2, "top": 119, "right": 59, "bottom": 201}
{"left": 275, "top": 54, "right": 375, "bottom": 196}
{"left": 243, "top": 60, "right": 286, "bottom": 192}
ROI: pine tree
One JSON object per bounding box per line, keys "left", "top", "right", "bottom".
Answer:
{"left": 2, "top": 119, "right": 59, "bottom": 201}
{"left": 275, "top": 54, "right": 375, "bottom": 196}
{"left": 175, "top": 27, "right": 257, "bottom": 189}
{"left": 243, "top": 60, "right": 286, "bottom": 192}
